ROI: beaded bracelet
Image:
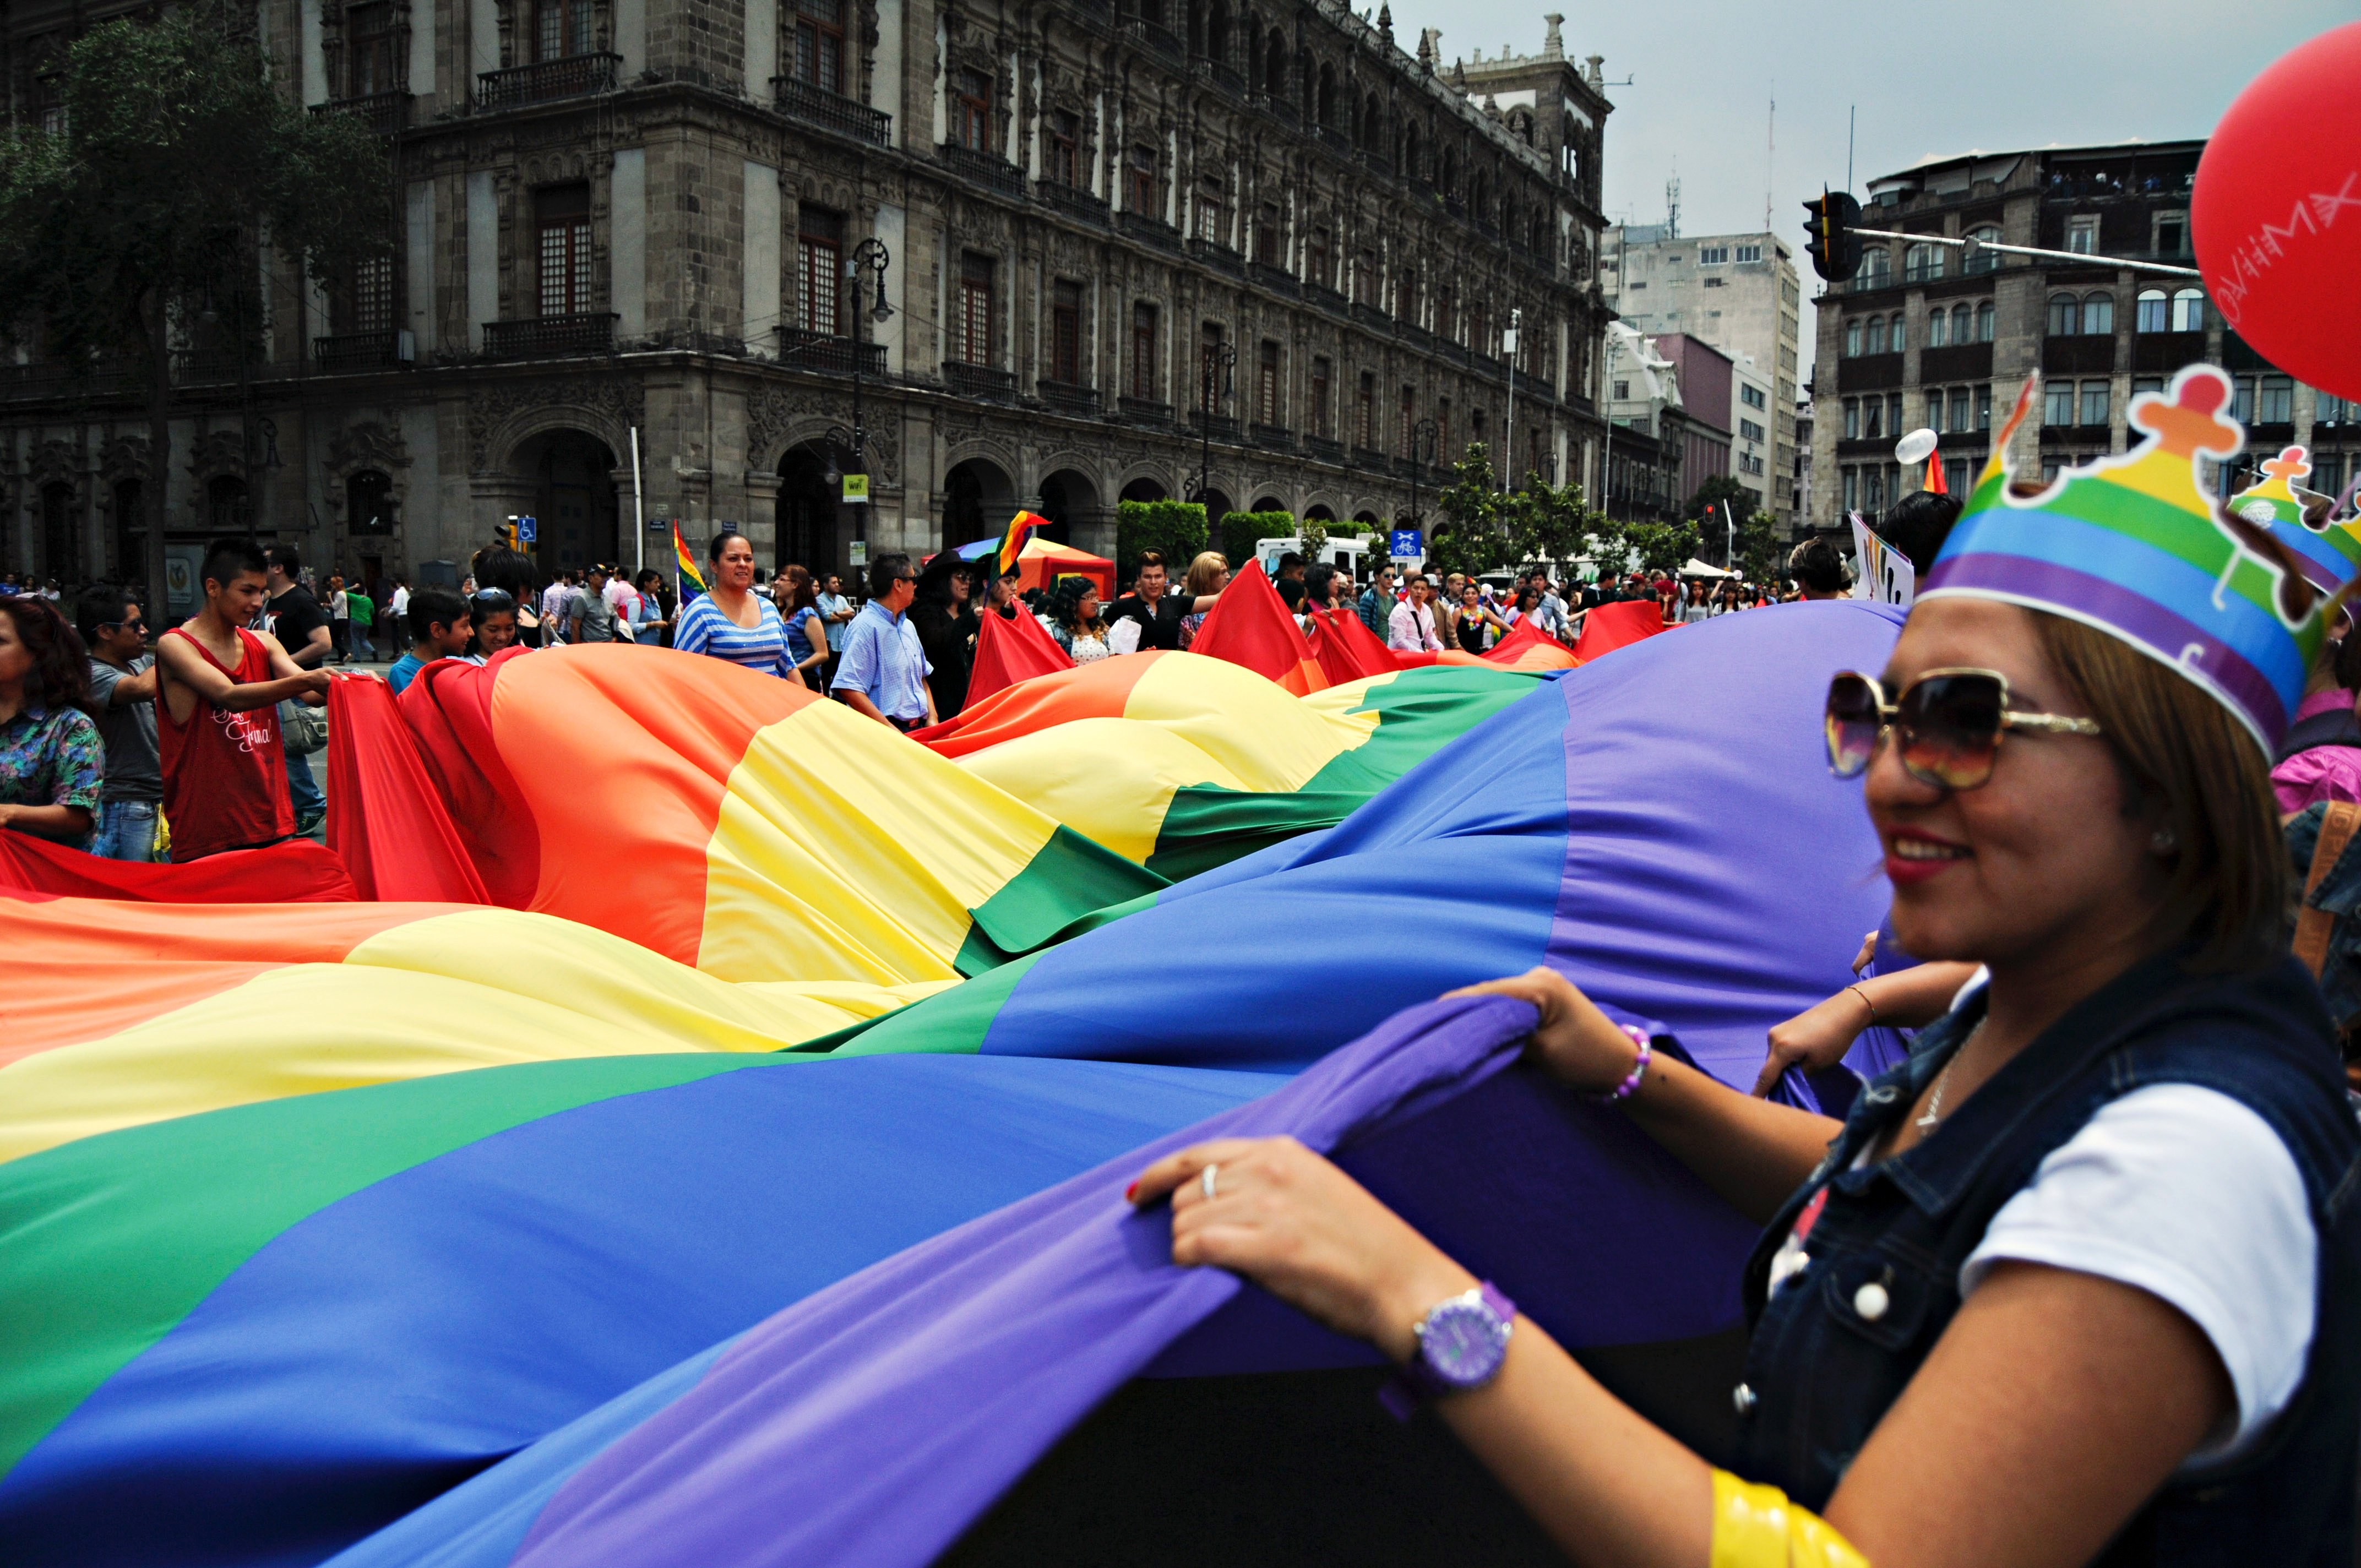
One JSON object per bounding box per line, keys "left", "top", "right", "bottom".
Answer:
{"left": 1594, "top": 1024, "right": 1653, "bottom": 1103}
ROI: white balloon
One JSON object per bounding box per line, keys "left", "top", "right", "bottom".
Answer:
{"left": 1894, "top": 428, "right": 1939, "bottom": 465}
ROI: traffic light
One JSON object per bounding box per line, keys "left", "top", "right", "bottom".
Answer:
{"left": 1802, "top": 189, "right": 1863, "bottom": 284}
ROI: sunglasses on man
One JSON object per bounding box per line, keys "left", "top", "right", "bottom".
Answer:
{"left": 100, "top": 616, "right": 147, "bottom": 633}
{"left": 1825, "top": 667, "right": 2103, "bottom": 792}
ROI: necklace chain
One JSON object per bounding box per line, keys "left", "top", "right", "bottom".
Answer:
{"left": 1913, "top": 1020, "right": 1982, "bottom": 1132}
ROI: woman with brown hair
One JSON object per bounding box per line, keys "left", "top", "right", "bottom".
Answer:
{"left": 1131, "top": 370, "right": 2359, "bottom": 1567}
{"left": 0, "top": 593, "right": 104, "bottom": 848}
{"left": 775, "top": 565, "right": 833, "bottom": 691}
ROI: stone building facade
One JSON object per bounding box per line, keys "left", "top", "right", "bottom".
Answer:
{"left": 1808, "top": 138, "right": 2359, "bottom": 533}
{"left": 1, "top": 0, "right": 1615, "bottom": 605}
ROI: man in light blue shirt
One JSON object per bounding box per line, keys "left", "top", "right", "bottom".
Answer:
{"left": 830, "top": 554, "right": 935, "bottom": 729}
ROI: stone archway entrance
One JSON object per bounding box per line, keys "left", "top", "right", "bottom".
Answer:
{"left": 943, "top": 458, "right": 1015, "bottom": 547}
{"left": 776, "top": 442, "right": 839, "bottom": 574}
{"left": 513, "top": 430, "right": 619, "bottom": 576}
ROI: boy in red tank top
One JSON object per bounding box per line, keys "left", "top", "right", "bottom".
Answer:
{"left": 154, "top": 538, "right": 332, "bottom": 861}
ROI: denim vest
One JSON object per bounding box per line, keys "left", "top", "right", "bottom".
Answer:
{"left": 1732, "top": 952, "right": 2361, "bottom": 1565}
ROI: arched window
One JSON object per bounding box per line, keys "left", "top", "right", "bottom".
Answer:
{"left": 1903, "top": 242, "right": 1942, "bottom": 283}
{"left": 1844, "top": 318, "right": 1862, "bottom": 357}
{"left": 1316, "top": 63, "right": 1336, "bottom": 128}
{"left": 1950, "top": 302, "right": 1973, "bottom": 344}
{"left": 1974, "top": 300, "right": 1995, "bottom": 342}
{"left": 1864, "top": 315, "right": 1884, "bottom": 355}
{"left": 2135, "top": 289, "right": 2168, "bottom": 333}
{"left": 1890, "top": 314, "right": 1907, "bottom": 353}
{"left": 1963, "top": 225, "right": 2001, "bottom": 274}
{"left": 2171, "top": 287, "right": 2207, "bottom": 333}
{"left": 1264, "top": 31, "right": 1286, "bottom": 97}
{"left": 1362, "top": 92, "right": 1381, "bottom": 151}
{"left": 348, "top": 469, "right": 394, "bottom": 535}
{"left": 2081, "top": 291, "right": 2113, "bottom": 335}
{"left": 1401, "top": 121, "right": 1419, "bottom": 180}
{"left": 1204, "top": 0, "right": 1228, "bottom": 62}
{"left": 2046, "top": 292, "right": 2080, "bottom": 337}
{"left": 1858, "top": 247, "right": 1891, "bottom": 287}
{"left": 1927, "top": 306, "right": 1949, "bottom": 348}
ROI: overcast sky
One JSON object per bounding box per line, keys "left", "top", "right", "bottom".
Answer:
{"left": 1410, "top": 2, "right": 2347, "bottom": 382}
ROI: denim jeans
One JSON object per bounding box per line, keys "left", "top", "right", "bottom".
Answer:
{"left": 90, "top": 798, "right": 159, "bottom": 862}
{"left": 284, "top": 742, "right": 326, "bottom": 821}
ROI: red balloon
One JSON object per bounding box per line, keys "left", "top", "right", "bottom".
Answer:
{"left": 2193, "top": 22, "right": 2361, "bottom": 402}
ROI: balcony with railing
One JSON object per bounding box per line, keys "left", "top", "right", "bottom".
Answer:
{"left": 476, "top": 53, "right": 621, "bottom": 108}
{"left": 938, "top": 143, "right": 1026, "bottom": 199}
{"left": 1249, "top": 421, "right": 1293, "bottom": 451}
{"left": 1036, "top": 379, "right": 1100, "bottom": 415}
{"left": 1352, "top": 446, "right": 1390, "bottom": 471}
{"left": 1303, "top": 434, "right": 1345, "bottom": 464}
{"left": 1314, "top": 124, "right": 1350, "bottom": 155}
{"left": 1036, "top": 180, "right": 1109, "bottom": 225}
{"left": 1358, "top": 148, "right": 1392, "bottom": 178}
{"left": 1192, "top": 57, "right": 1244, "bottom": 95}
{"left": 771, "top": 77, "right": 891, "bottom": 145}
{"left": 1245, "top": 260, "right": 1298, "bottom": 296}
{"left": 1187, "top": 237, "right": 1244, "bottom": 277}
{"left": 778, "top": 327, "right": 886, "bottom": 377}
{"left": 1249, "top": 89, "right": 1299, "bottom": 125}
{"left": 0, "top": 361, "right": 135, "bottom": 401}
{"left": 1117, "top": 395, "right": 1173, "bottom": 426}
{"left": 173, "top": 349, "right": 264, "bottom": 385}
{"left": 1350, "top": 301, "right": 1392, "bottom": 334}
{"left": 309, "top": 91, "right": 411, "bottom": 135}
{"left": 1120, "top": 17, "right": 1182, "bottom": 59}
{"left": 1187, "top": 410, "right": 1239, "bottom": 442}
{"left": 1116, "top": 210, "right": 1183, "bottom": 253}
{"left": 482, "top": 313, "right": 618, "bottom": 358}
{"left": 313, "top": 331, "right": 409, "bottom": 373}
{"left": 944, "top": 361, "right": 1016, "bottom": 401}
{"left": 1303, "top": 281, "right": 1348, "bottom": 315}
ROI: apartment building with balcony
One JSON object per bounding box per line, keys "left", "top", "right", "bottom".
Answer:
{"left": 0, "top": 0, "right": 1615, "bottom": 599}
{"left": 1808, "top": 138, "right": 2359, "bottom": 534}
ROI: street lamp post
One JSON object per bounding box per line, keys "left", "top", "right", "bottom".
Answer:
{"left": 1406, "top": 416, "right": 1439, "bottom": 547}
{"left": 1186, "top": 341, "right": 1237, "bottom": 513}
{"left": 787, "top": 238, "right": 891, "bottom": 571}
{"left": 1502, "top": 307, "right": 1521, "bottom": 493}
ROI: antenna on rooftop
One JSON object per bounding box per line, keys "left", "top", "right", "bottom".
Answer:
{"left": 1664, "top": 175, "right": 1680, "bottom": 240}
{"left": 1765, "top": 88, "right": 1776, "bottom": 232}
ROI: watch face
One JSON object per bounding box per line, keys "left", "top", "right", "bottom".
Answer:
{"left": 1419, "top": 1298, "right": 1511, "bottom": 1389}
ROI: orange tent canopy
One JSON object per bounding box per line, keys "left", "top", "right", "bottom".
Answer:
{"left": 1016, "top": 537, "right": 1116, "bottom": 598}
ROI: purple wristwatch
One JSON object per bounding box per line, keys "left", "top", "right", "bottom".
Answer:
{"left": 1379, "top": 1281, "right": 1517, "bottom": 1420}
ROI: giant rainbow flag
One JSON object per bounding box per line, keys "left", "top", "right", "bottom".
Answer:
{"left": 0, "top": 600, "right": 1910, "bottom": 1567}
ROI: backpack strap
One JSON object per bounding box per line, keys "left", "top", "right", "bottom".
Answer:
{"left": 2294, "top": 800, "right": 2361, "bottom": 978}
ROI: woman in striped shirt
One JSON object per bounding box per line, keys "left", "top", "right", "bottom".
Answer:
{"left": 671, "top": 527, "right": 795, "bottom": 679}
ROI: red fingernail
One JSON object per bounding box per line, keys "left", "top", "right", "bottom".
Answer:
{"left": 1124, "top": 1180, "right": 1139, "bottom": 1201}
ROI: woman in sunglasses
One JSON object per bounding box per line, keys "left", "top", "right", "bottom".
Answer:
{"left": 1131, "top": 369, "right": 2358, "bottom": 1566}
{"left": 460, "top": 589, "right": 522, "bottom": 664}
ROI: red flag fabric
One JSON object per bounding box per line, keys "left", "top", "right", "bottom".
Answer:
{"left": 328, "top": 673, "right": 493, "bottom": 903}
{"left": 1187, "top": 564, "right": 1329, "bottom": 694}
{"left": 1479, "top": 616, "right": 1562, "bottom": 666}
{"left": 0, "top": 831, "right": 356, "bottom": 902}
{"left": 1305, "top": 607, "right": 1388, "bottom": 683}
{"left": 963, "top": 604, "right": 1074, "bottom": 707}
{"left": 1573, "top": 598, "right": 1669, "bottom": 662}
{"left": 1321, "top": 600, "right": 1419, "bottom": 673}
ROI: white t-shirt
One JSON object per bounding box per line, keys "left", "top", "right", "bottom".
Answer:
{"left": 388, "top": 585, "right": 410, "bottom": 617}
{"left": 1964, "top": 1083, "right": 2313, "bottom": 1464}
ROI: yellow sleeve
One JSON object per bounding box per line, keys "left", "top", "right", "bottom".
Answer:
{"left": 1710, "top": 1470, "right": 1870, "bottom": 1568}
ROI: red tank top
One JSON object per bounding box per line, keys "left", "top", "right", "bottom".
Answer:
{"left": 156, "top": 625, "right": 295, "bottom": 860}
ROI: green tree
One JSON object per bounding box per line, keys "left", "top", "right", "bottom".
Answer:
{"left": 1733, "top": 509, "right": 1784, "bottom": 586}
{"left": 1619, "top": 518, "right": 1704, "bottom": 577}
{"left": 1431, "top": 441, "right": 1608, "bottom": 582}
{"left": 0, "top": 7, "right": 389, "bottom": 614}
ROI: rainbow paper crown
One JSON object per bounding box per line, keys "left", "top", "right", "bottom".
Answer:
{"left": 2225, "top": 445, "right": 2359, "bottom": 597}
{"left": 1921, "top": 364, "right": 2345, "bottom": 753}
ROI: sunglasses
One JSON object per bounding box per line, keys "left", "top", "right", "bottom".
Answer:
{"left": 101, "top": 616, "right": 147, "bottom": 631}
{"left": 469, "top": 589, "right": 516, "bottom": 611}
{"left": 1825, "top": 668, "right": 2103, "bottom": 791}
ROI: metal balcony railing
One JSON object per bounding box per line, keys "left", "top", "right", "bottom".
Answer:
{"left": 1249, "top": 89, "right": 1299, "bottom": 124}
{"left": 771, "top": 77, "right": 892, "bottom": 145}
{"left": 1036, "top": 379, "right": 1100, "bottom": 415}
{"left": 1186, "top": 237, "right": 1243, "bottom": 276}
{"left": 1303, "top": 281, "right": 1348, "bottom": 314}
{"left": 1120, "top": 17, "right": 1182, "bottom": 58}
{"left": 0, "top": 362, "right": 135, "bottom": 401}
{"left": 308, "top": 91, "right": 412, "bottom": 135}
{"left": 944, "top": 361, "right": 1016, "bottom": 401}
{"left": 1188, "top": 410, "right": 1239, "bottom": 441}
{"left": 1037, "top": 181, "right": 1109, "bottom": 225}
{"left": 313, "top": 331, "right": 408, "bottom": 372}
{"left": 476, "top": 53, "right": 621, "bottom": 108}
{"left": 1249, "top": 421, "right": 1293, "bottom": 450}
{"left": 938, "top": 143, "right": 1026, "bottom": 199}
{"left": 1193, "top": 58, "right": 1244, "bottom": 94}
{"left": 482, "top": 313, "right": 618, "bottom": 358}
{"left": 1350, "top": 302, "right": 1392, "bottom": 334}
{"left": 1246, "top": 260, "right": 1298, "bottom": 295}
{"left": 1303, "top": 434, "right": 1345, "bottom": 464}
{"left": 1116, "top": 210, "right": 1183, "bottom": 253}
{"left": 1351, "top": 445, "right": 1390, "bottom": 471}
{"left": 1314, "top": 124, "right": 1350, "bottom": 154}
{"left": 779, "top": 328, "right": 886, "bottom": 377}
{"left": 1117, "top": 394, "right": 1174, "bottom": 425}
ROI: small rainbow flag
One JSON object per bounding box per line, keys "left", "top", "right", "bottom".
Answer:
{"left": 997, "top": 511, "right": 1048, "bottom": 576}
{"left": 673, "top": 521, "right": 709, "bottom": 601}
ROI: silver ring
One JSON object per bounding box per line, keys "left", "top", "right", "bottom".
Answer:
{"left": 1201, "top": 1163, "right": 1219, "bottom": 1201}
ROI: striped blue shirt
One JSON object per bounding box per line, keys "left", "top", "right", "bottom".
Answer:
{"left": 672, "top": 592, "right": 795, "bottom": 679}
